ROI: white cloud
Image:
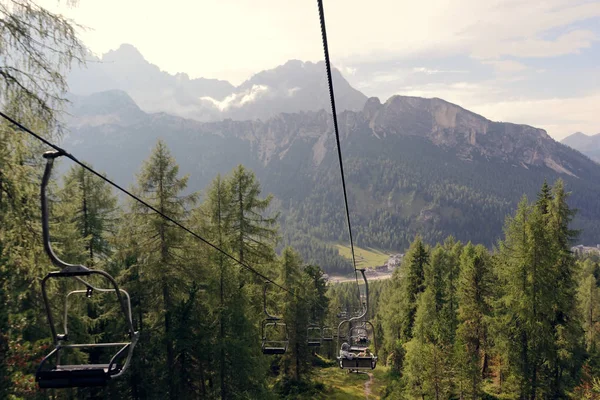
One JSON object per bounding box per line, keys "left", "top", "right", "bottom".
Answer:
{"left": 34, "top": 0, "right": 600, "bottom": 136}
{"left": 412, "top": 67, "right": 467, "bottom": 75}
{"left": 474, "top": 30, "right": 598, "bottom": 59}
{"left": 287, "top": 87, "right": 301, "bottom": 97}
{"left": 340, "top": 66, "right": 357, "bottom": 76}
{"left": 201, "top": 85, "right": 270, "bottom": 111}
{"left": 36, "top": 0, "right": 600, "bottom": 83}
{"left": 483, "top": 60, "right": 528, "bottom": 73}
{"left": 472, "top": 93, "right": 600, "bottom": 140}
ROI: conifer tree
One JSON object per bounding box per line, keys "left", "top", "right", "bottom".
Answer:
{"left": 380, "top": 235, "right": 429, "bottom": 374}
{"left": 455, "top": 243, "right": 493, "bottom": 399}
{"left": 125, "top": 140, "right": 197, "bottom": 399}
{"left": 279, "top": 247, "right": 309, "bottom": 382}
{"left": 545, "top": 180, "right": 584, "bottom": 396}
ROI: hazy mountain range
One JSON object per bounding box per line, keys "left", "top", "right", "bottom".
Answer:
{"left": 68, "top": 44, "right": 366, "bottom": 122}
{"left": 60, "top": 44, "right": 600, "bottom": 271}
{"left": 60, "top": 90, "right": 600, "bottom": 270}
{"left": 561, "top": 132, "right": 600, "bottom": 163}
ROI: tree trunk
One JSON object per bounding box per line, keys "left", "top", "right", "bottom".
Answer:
{"left": 218, "top": 182, "right": 227, "bottom": 400}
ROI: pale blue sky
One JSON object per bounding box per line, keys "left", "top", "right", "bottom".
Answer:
{"left": 40, "top": 0, "right": 600, "bottom": 139}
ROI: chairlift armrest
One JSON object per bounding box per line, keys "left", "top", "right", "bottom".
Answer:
{"left": 107, "top": 343, "right": 130, "bottom": 374}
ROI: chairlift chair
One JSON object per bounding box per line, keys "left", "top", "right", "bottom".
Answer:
{"left": 307, "top": 324, "right": 322, "bottom": 347}
{"left": 261, "top": 282, "right": 289, "bottom": 355}
{"left": 262, "top": 319, "right": 289, "bottom": 355}
{"left": 349, "top": 325, "right": 370, "bottom": 352}
{"left": 336, "top": 269, "right": 378, "bottom": 371}
{"left": 35, "top": 151, "right": 139, "bottom": 389}
{"left": 322, "top": 327, "right": 334, "bottom": 342}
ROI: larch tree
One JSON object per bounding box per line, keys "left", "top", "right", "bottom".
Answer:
{"left": 126, "top": 140, "right": 197, "bottom": 400}
{"left": 455, "top": 243, "right": 493, "bottom": 399}
{"left": 380, "top": 235, "right": 429, "bottom": 374}
{"left": 545, "top": 180, "right": 584, "bottom": 397}
{"left": 0, "top": 0, "right": 84, "bottom": 393}
{"left": 0, "top": 0, "right": 85, "bottom": 126}
{"left": 278, "top": 247, "right": 310, "bottom": 384}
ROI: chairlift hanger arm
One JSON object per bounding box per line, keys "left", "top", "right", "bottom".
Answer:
{"left": 263, "top": 281, "right": 281, "bottom": 320}
{"left": 41, "top": 151, "right": 89, "bottom": 274}
{"left": 348, "top": 269, "right": 369, "bottom": 322}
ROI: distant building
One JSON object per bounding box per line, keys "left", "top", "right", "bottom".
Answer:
{"left": 386, "top": 253, "right": 404, "bottom": 271}
{"left": 571, "top": 244, "right": 600, "bottom": 256}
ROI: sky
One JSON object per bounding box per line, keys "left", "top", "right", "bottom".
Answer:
{"left": 39, "top": 0, "right": 600, "bottom": 140}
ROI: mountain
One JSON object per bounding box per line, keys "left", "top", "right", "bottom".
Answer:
{"left": 60, "top": 90, "right": 600, "bottom": 273}
{"left": 561, "top": 132, "right": 600, "bottom": 162}
{"left": 67, "top": 44, "right": 367, "bottom": 122}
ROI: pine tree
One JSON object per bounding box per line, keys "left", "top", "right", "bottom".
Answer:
{"left": 495, "top": 182, "right": 584, "bottom": 399}
{"left": 495, "top": 196, "right": 553, "bottom": 399}
{"left": 228, "top": 165, "right": 278, "bottom": 269}
{"left": 405, "top": 288, "right": 452, "bottom": 400}
{"left": 579, "top": 273, "right": 600, "bottom": 353}
{"left": 399, "top": 236, "right": 429, "bottom": 342}
{"left": 59, "top": 165, "right": 118, "bottom": 265}
{"left": 403, "top": 245, "right": 455, "bottom": 399}
{"left": 381, "top": 235, "right": 429, "bottom": 372}
{"left": 545, "top": 180, "right": 584, "bottom": 396}
{"left": 126, "top": 140, "right": 197, "bottom": 399}
{"left": 279, "top": 247, "right": 309, "bottom": 383}
{"left": 0, "top": 116, "right": 57, "bottom": 396}
{"left": 455, "top": 243, "right": 493, "bottom": 399}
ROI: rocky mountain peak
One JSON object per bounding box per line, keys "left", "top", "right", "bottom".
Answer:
{"left": 68, "top": 90, "right": 144, "bottom": 127}
{"left": 363, "top": 94, "right": 571, "bottom": 175}
{"left": 562, "top": 131, "right": 600, "bottom": 163}
{"left": 103, "top": 43, "right": 147, "bottom": 64}
{"left": 363, "top": 97, "right": 382, "bottom": 120}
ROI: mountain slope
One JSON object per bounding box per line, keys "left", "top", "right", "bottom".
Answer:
{"left": 60, "top": 91, "right": 600, "bottom": 272}
{"left": 68, "top": 44, "right": 367, "bottom": 122}
{"left": 562, "top": 132, "right": 600, "bottom": 163}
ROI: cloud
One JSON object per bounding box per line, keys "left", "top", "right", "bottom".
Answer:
{"left": 412, "top": 67, "right": 467, "bottom": 75}
{"left": 473, "top": 30, "right": 598, "bottom": 59}
{"left": 483, "top": 60, "right": 528, "bottom": 73}
{"left": 472, "top": 93, "right": 600, "bottom": 140}
{"left": 340, "top": 66, "right": 357, "bottom": 76}
{"left": 201, "top": 85, "right": 270, "bottom": 111}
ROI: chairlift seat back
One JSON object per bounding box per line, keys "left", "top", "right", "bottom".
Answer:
{"left": 338, "top": 356, "right": 377, "bottom": 370}
{"left": 262, "top": 346, "right": 287, "bottom": 355}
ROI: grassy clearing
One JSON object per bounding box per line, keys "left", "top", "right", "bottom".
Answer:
{"left": 334, "top": 244, "right": 390, "bottom": 268}
{"left": 311, "top": 366, "right": 384, "bottom": 399}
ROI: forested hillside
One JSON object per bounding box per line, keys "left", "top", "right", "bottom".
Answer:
{"left": 61, "top": 91, "right": 600, "bottom": 274}
{"left": 331, "top": 181, "right": 600, "bottom": 399}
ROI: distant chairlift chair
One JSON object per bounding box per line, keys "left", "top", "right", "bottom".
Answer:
{"left": 336, "top": 269, "right": 378, "bottom": 371}
{"left": 261, "top": 282, "right": 289, "bottom": 355}
{"left": 307, "top": 324, "right": 322, "bottom": 347}
{"left": 35, "top": 151, "right": 139, "bottom": 389}
{"left": 322, "top": 327, "right": 334, "bottom": 342}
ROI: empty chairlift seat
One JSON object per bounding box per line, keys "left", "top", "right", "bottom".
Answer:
{"left": 35, "top": 151, "right": 138, "bottom": 389}
{"left": 307, "top": 325, "right": 322, "bottom": 347}
{"left": 261, "top": 281, "right": 289, "bottom": 355}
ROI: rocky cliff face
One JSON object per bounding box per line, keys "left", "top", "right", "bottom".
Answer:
{"left": 189, "top": 94, "right": 576, "bottom": 177}
{"left": 67, "top": 89, "right": 580, "bottom": 177}
{"left": 365, "top": 96, "right": 573, "bottom": 175}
